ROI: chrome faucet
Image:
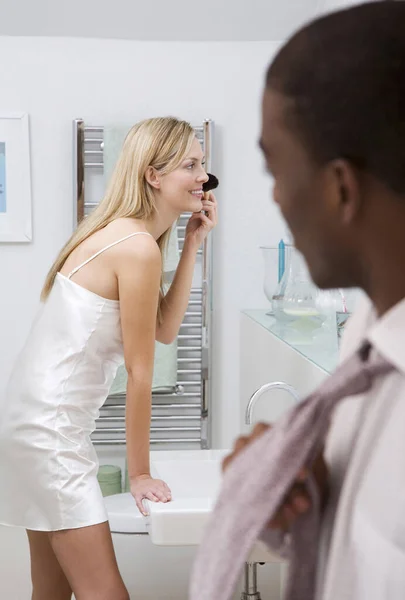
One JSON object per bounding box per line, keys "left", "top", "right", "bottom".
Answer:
{"left": 241, "top": 381, "right": 300, "bottom": 600}
{"left": 245, "top": 381, "right": 300, "bottom": 425}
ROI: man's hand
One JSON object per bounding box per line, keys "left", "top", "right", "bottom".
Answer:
{"left": 222, "top": 423, "right": 328, "bottom": 531}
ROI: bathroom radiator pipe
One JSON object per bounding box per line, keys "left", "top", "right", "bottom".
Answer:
{"left": 73, "top": 119, "right": 214, "bottom": 451}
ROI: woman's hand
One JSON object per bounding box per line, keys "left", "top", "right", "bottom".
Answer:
{"left": 223, "top": 423, "right": 328, "bottom": 532}
{"left": 184, "top": 191, "right": 218, "bottom": 249}
{"left": 130, "top": 474, "right": 172, "bottom": 516}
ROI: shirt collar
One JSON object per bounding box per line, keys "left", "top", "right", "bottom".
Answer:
{"left": 368, "top": 297, "right": 405, "bottom": 375}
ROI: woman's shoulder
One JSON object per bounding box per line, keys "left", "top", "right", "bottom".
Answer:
{"left": 106, "top": 219, "right": 161, "bottom": 265}
{"left": 105, "top": 217, "right": 151, "bottom": 237}
{"left": 106, "top": 219, "right": 157, "bottom": 248}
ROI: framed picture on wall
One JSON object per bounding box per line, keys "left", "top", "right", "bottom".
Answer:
{"left": 0, "top": 113, "right": 32, "bottom": 242}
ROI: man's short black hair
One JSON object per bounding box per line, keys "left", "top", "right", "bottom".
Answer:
{"left": 266, "top": 1, "right": 405, "bottom": 194}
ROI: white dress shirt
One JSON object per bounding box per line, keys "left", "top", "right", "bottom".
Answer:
{"left": 315, "top": 296, "right": 405, "bottom": 599}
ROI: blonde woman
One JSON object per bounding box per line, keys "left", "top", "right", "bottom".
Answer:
{"left": 0, "top": 117, "right": 217, "bottom": 600}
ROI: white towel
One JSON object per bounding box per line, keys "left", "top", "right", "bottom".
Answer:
{"left": 108, "top": 280, "right": 178, "bottom": 395}
{"left": 150, "top": 336, "right": 178, "bottom": 392}
{"left": 103, "top": 125, "right": 180, "bottom": 273}
{"left": 109, "top": 338, "right": 178, "bottom": 396}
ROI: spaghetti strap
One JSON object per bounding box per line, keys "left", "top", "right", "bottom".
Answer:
{"left": 67, "top": 232, "right": 153, "bottom": 279}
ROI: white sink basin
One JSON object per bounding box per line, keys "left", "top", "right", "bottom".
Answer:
{"left": 146, "top": 449, "right": 282, "bottom": 564}
{"left": 147, "top": 449, "right": 227, "bottom": 546}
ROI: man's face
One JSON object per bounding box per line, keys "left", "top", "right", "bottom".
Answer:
{"left": 260, "top": 87, "right": 358, "bottom": 289}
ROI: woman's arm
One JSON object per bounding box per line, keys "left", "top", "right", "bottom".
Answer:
{"left": 156, "top": 237, "right": 200, "bottom": 344}
{"left": 116, "top": 235, "right": 171, "bottom": 513}
{"left": 156, "top": 192, "right": 218, "bottom": 344}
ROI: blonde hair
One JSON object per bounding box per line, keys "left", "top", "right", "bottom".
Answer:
{"left": 41, "top": 116, "right": 195, "bottom": 314}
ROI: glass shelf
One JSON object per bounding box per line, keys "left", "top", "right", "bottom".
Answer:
{"left": 243, "top": 309, "right": 339, "bottom": 374}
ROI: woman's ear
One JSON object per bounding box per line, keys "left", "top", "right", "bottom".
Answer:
{"left": 145, "top": 166, "right": 161, "bottom": 190}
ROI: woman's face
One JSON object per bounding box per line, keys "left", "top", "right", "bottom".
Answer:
{"left": 158, "top": 137, "right": 209, "bottom": 214}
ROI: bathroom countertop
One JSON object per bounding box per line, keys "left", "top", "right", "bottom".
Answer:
{"left": 243, "top": 309, "right": 339, "bottom": 374}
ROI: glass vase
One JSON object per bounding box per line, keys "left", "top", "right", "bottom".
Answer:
{"left": 271, "top": 246, "right": 326, "bottom": 327}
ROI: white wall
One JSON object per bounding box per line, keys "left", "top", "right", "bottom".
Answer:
{"left": 0, "top": 36, "right": 286, "bottom": 449}
{"left": 0, "top": 0, "right": 372, "bottom": 43}
{"left": 0, "top": 0, "right": 319, "bottom": 41}
{"left": 319, "top": 0, "right": 377, "bottom": 11}
{"left": 0, "top": 0, "right": 372, "bottom": 42}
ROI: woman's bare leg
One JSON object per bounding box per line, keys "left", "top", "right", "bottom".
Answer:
{"left": 48, "top": 521, "right": 129, "bottom": 600}
{"left": 27, "top": 530, "right": 72, "bottom": 600}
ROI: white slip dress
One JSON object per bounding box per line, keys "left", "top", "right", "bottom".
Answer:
{"left": 0, "top": 232, "right": 152, "bottom": 531}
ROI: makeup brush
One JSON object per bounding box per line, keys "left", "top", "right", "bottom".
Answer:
{"left": 201, "top": 174, "right": 219, "bottom": 216}
{"left": 203, "top": 173, "right": 219, "bottom": 194}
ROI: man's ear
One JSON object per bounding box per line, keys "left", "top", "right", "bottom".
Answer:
{"left": 145, "top": 166, "right": 161, "bottom": 190}
{"left": 329, "top": 159, "right": 362, "bottom": 225}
